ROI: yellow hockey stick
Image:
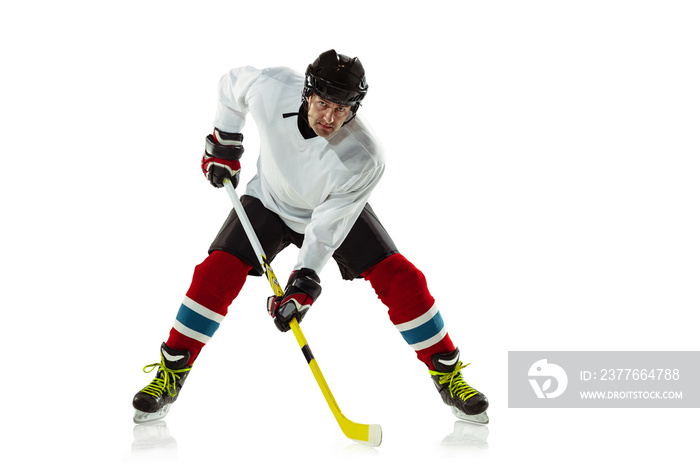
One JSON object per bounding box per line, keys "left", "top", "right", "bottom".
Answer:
{"left": 223, "top": 178, "right": 382, "bottom": 447}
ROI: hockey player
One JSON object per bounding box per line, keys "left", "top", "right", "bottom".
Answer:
{"left": 133, "top": 50, "right": 489, "bottom": 426}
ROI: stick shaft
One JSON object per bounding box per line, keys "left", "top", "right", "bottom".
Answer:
{"left": 223, "top": 180, "right": 283, "bottom": 296}
{"left": 222, "top": 179, "right": 379, "bottom": 445}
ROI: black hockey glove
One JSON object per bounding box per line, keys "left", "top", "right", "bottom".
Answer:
{"left": 267, "top": 268, "right": 322, "bottom": 332}
{"left": 201, "top": 129, "right": 244, "bottom": 188}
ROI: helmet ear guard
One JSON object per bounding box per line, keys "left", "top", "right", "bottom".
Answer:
{"left": 303, "top": 49, "right": 368, "bottom": 116}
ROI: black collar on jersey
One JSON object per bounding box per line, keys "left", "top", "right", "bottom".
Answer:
{"left": 283, "top": 105, "right": 317, "bottom": 140}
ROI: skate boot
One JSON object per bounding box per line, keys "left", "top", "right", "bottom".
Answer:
{"left": 429, "top": 348, "right": 489, "bottom": 425}
{"left": 133, "top": 343, "right": 192, "bottom": 423}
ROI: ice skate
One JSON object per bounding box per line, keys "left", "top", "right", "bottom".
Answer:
{"left": 429, "top": 348, "right": 489, "bottom": 425}
{"left": 133, "top": 343, "right": 192, "bottom": 423}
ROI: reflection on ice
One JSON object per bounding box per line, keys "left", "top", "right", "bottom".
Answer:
{"left": 132, "top": 420, "right": 178, "bottom": 459}
{"left": 441, "top": 421, "right": 489, "bottom": 450}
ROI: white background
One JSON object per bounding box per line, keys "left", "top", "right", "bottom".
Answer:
{"left": 1, "top": 1, "right": 698, "bottom": 465}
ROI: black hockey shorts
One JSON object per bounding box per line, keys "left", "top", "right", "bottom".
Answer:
{"left": 209, "top": 195, "right": 399, "bottom": 280}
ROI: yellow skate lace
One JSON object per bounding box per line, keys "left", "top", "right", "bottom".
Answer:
{"left": 429, "top": 362, "right": 479, "bottom": 401}
{"left": 141, "top": 357, "right": 192, "bottom": 398}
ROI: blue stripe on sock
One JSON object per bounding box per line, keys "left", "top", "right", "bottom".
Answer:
{"left": 175, "top": 303, "right": 221, "bottom": 338}
{"left": 399, "top": 312, "right": 445, "bottom": 346}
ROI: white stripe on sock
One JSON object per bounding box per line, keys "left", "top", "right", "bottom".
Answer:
{"left": 182, "top": 296, "right": 225, "bottom": 323}
{"left": 394, "top": 304, "right": 439, "bottom": 332}
{"left": 173, "top": 319, "right": 211, "bottom": 344}
{"left": 409, "top": 327, "right": 448, "bottom": 351}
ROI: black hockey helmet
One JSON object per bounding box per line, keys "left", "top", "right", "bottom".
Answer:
{"left": 303, "top": 50, "right": 368, "bottom": 111}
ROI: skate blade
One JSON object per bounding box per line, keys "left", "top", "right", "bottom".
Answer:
{"left": 133, "top": 404, "right": 171, "bottom": 424}
{"left": 451, "top": 407, "right": 489, "bottom": 425}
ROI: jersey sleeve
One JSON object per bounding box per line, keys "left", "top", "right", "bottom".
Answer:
{"left": 213, "top": 66, "right": 263, "bottom": 133}
{"left": 293, "top": 162, "right": 385, "bottom": 275}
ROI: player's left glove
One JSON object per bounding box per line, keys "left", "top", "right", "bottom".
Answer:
{"left": 201, "top": 129, "right": 244, "bottom": 188}
{"left": 267, "top": 268, "right": 322, "bottom": 332}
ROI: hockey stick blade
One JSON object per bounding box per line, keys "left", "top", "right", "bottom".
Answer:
{"left": 290, "top": 319, "right": 382, "bottom": 447}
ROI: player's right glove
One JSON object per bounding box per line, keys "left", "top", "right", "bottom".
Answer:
{"left": 267, "top": 268, "right": 322, "bottom": 332}
{"left": 201, "top": 129, "right": 244, "bottom": 188}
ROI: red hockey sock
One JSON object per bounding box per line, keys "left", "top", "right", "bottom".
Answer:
{"left": 363, "top": 254, "right": 455, "bottom": 369}
{"left": 166, "top": 251, "right": 252, "bottom": 364}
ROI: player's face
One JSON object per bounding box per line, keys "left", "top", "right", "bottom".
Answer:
{"left": 306, "top": 94, "right": 351, "bottom": 138}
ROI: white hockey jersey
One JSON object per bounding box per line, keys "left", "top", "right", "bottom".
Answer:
{"left": 213, "top": 66, "right": 385, "bottom": 274}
